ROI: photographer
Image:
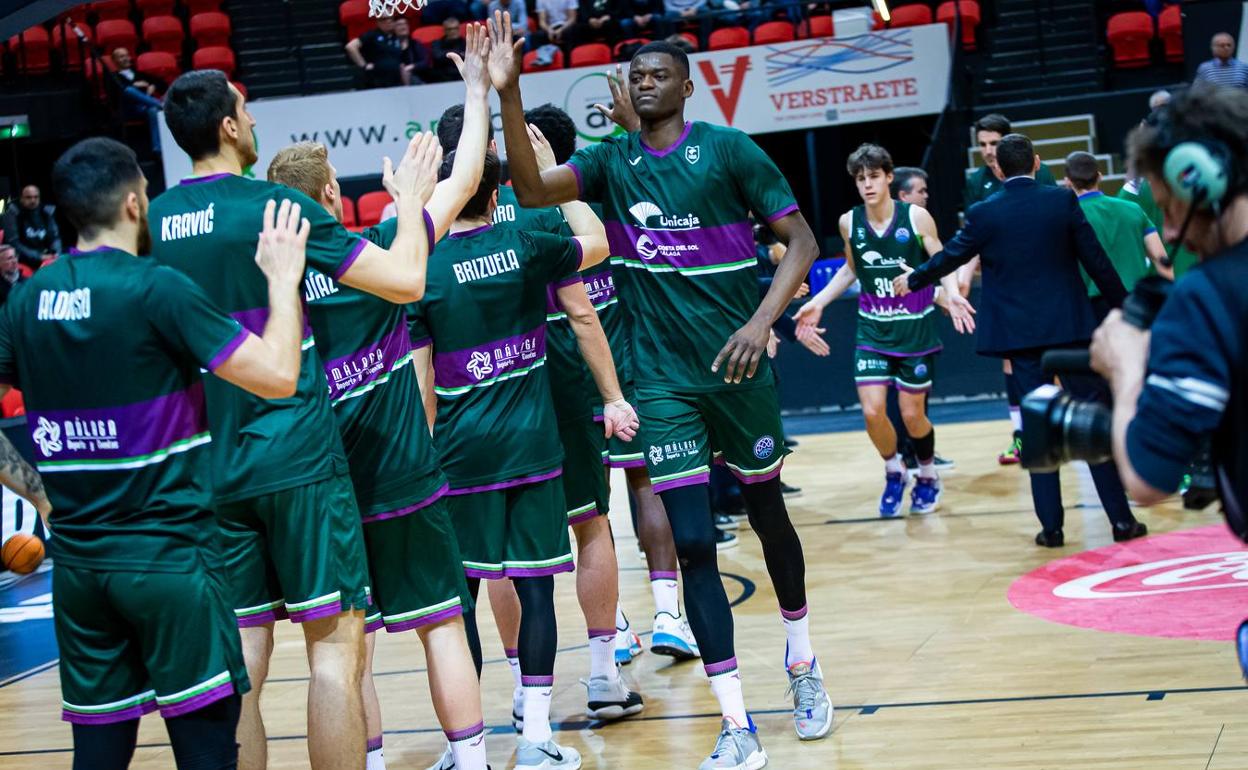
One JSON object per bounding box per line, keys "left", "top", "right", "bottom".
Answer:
{"left": 1090, "top": 85, "right": 1248, "bottom": 525}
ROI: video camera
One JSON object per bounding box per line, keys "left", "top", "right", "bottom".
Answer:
{"left": 1019, "top": 276, "right": 1171, "bottom": 473}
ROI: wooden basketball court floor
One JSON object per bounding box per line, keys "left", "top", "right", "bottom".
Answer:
{"left": 1, "top": 417, "right": 1245, "bottom": 769}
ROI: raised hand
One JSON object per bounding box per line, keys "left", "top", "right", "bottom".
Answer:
{"left": 448, "top": 20, "right": 491, "bottom": 97}
{"left": 255, "top": 198, "right": 310, "bottom": 288}
{"left": 528, "top": 123, "right": 557, "bottom": 171}
{"left": 593, "top": 63, "right": 639, "bottom": 132}
{"left": 793, "top": 299, "right": 824, "bottom": 338}
{"left": 945, "top": 291, "right": 977, "bottom": 334}
{"left": 384, "top": 131, "right": 442, "bottom": 206}
{"left": 486, "top": 10, "right": 525, "bottom": 92}
{"left": 602, "top": 398, "right": 639, "bottom": 441}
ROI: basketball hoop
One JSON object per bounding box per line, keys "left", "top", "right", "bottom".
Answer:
{"left": 369, "top": 0, "right": 427, "bottom": 17}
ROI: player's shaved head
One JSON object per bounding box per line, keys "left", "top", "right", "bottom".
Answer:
{"left": 441, "top": 149, "right": 501, "bottom": 220}
{"left": 996, "top": 134, "right": 1036, "bottom": 178}
{"left": 524, "top": 104, "right": 577, "bottom": 166}
{"left": 53, "top": 137, "right": 147, "bottom": 246}
{"left": 1064, "top": 151, "right": 1099, "bottom": 191}
{"left": 165, "top": 69, "right": 241, "bottom": 161}
{"left": 267, "top": 142, "right": 333, "bottom": 201}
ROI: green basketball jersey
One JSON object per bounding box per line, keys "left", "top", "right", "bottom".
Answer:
{"left": 0, "top": 247, "right": 247, "bottom": 571}
{"left": 407, "top": 224, "right": 581, "bottom": 490}
{"left": 964, "top": 163, "right": 1057, "bottom": 208}
{"left": 1077, "top": 191, "right": 1157, "bottom": 297}
{"left": 148, "top": 173, "right": 357, "bottom": 503}
{"left": 567, "top": 121, "right": 797, "bottom": 393}
{"left": 848, "top": 201, "right": 942, "bottom": 357}
{"left": 1118, "top": 177, "right": 1200, "bottom": 280}
{"left": 304, "top": 216, "right": 447, "bottom": 520}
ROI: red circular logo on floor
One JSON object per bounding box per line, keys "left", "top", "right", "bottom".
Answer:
{"left": 1008, "top": 525, "right": 1248, "bottom": 641}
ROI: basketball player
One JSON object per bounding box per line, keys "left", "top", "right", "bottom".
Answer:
{"left": 794, "top": 144, "right": 975, "bottom": 516}
{"left": 153, "top": 69, "right": 441, "bottom": 769}
{"left": 410, "top": 146, "right": 634, "bottom": 770}
{"left": 0, "top": 137, "right": 307, "bottom": 769}
{"left": 491, "top": 15, "right": 832, "bottom": 763}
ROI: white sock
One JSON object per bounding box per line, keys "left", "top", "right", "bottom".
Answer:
{"left": 649, "top": 571, "right": 680, "bottom": 617}
{"left": 505, "top": 647, "right": 522, "bottom": 689}
{"left": 884, "top": 454, "right": 904, "bottom": 475}
{"left": 366, "top": 736, "right": 385, "bottom": 770}
{"left": 615, "top": 603, "right": 629, "bottom": 631}
{"left": 918, "top": 460, "right": 937, "bottom": 480}
{"left": 706, "top": 658, "right": 748, "bottom": 727}
{"left": 521, "top": 675, "right": 554, "bottom": 743}
{"left": 589, "top": 628, "right": 618, "bottom": 680}
{"left": 447, "top": 722, "right": 488, "bottom": 770}
{"left": 781, "top": 606, "right": 814, "bottom": 669}
{"left": 1009, "top": 406, "right": 1022, "bottom": 432}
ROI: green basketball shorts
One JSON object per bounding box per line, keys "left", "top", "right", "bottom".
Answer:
{"left": 558, "top": 417, "right": 611, "bottom": 527}
{"left": 853, "top": 347, "right": 938, "bottom": 393}
{"left": 445, "top": 476, "right": 575, "bottom": 580}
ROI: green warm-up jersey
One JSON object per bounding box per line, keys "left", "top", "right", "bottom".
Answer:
{"left": 148, "top": 174, "right": 356, "bottom": 503}
{"left": 1077, "top": 191, "right": 1157, "bottom": 297}
{"left": 1117, "top": 177, "right": 1200, "bottom": 279}
{"left": 408, "top": 224, "right": 582, "bottom": 490}
{"left": 964, "top": 163, "right": 1057, "bottom": 208}
{"left": 304, "top": 215, "right": 447, "bottom": 519}
{"left": 848, "top": 201, "right": 941, "bottom": 356}
{"left": 566, "top": 121, "right": 797, "bottom": 393}
{"left": 0, "top": 247, "right": 248, "bottom": 571}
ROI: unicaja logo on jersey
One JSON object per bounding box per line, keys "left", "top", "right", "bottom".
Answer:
{"left": 32, "top": 417, "right": 62, "bottom": 458}
{"left": 628, "top": 201, "right": 701, "bottom": 230}
{"left": 753, "top": 435, "right": 775, "bottom": 460}
{"left": 466, "top": 351, "right": 494, "bottom": 380}
{"left": 629, "top": 202, "right": 663, "bottom": 226}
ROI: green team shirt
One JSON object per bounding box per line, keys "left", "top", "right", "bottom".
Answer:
{"left": 304, "top": 215, "right": 447, "bottom": 520}
{"left": 1077, "top": 191, "right": 1158, "bottom": 297}
{"left": 1118, "top": 177, "right": 1200, "bottom": 279}
{"left": 408, "top": 224, "right": 582, "bottom": 490}
{"left": 964, "top": 163, "right": 1057, "bottom": 208}
{"left": 149, "top": 173, "right": 359, "bottom": 503}
{"left": 566, "top": 121, "right": 797, "bottom": 393}
{"left": 848, "top": 201, "right": 942, "bottom": 356}
{"left": 0, "top": 247, "right": 249, "bottom": 571}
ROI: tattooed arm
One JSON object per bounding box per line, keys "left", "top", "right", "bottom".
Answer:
{"left": 0, "top": 388, "right": 52, "bottom": 528}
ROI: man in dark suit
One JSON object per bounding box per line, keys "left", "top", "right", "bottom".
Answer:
{"left": 895, "top": 134, "right": 1148, "bottom": 547}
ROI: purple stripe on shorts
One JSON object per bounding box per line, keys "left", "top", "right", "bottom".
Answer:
{"left": 159, "top": 681, "right": 236, "bottom": 719}
{"left": 780, "top": 604, "right": 808, "bottom": 621}
{"left": 504, "top": 561, "right": 575, "bottom": 579}
{"left": 445, "top": 721, "right": 485, "bottom": 742}
{"left": 386, "top": 604, "right": 463, "bottom": 633}
{"left": 650, "top": 570, "right": 678, "bottom": 581}
{"left": 704, "top": 657, "right": 739, "bottom": 677}
{"left": 464, "top": 566, "right": 505, "bottom": 580}
{"left": 855, "top": 378, "right": 893, "bottom": 387}
{"left": 367, "top": 735, "right": 384, "bottom": 752}
{"left": 332, "top": 237, "right": 369, "bottom": 281}
{"left": 521, "top": 675, "right": 555, "bottom": 687}
{"left": 588, "top": 628, "right": 616, "bottom": 639}
{"left": 651, "top": 470, "right": 710, "bottom": 495}
{"left": 361, "top": 484, "right": 449, "bottom": 524}
{"left": 62, "top": 700, "right": 158, "bottom": 725}
{"left": 207, "top": 327, "right": 251, "bottom": 372}
{"left": 288, "top": 601, "right": 345, "bottom": 624}
{"left": 766, "top": 203, "right": 800, "bottom": 223}
{"left": 568, "top": 507, "right": 600, "bottom": 526}
{"left": 897, "top": 382, "right": 933, "bottom": 394}
{"left": 365, "top": 616, "right": 385, "bottom": 634}
{"left": 433, "top": 325, "right": 546, "bottom": 391}
{"left": 728, "top": 462, "right": 784, "bottom": 486}
{"left": 854, "top": 343, "right": 943, "bottom": 359}
{"left": 607, "top": 457, "right": 647, "bottom": 469}
{"left": 446, "top": 468, "right": 562, "bottom": 496}
{"left": 236, "top": 606, "right": 289, "bottom": 628}
{"left": 565, "top": 162, "right": 585, "bottom": 199}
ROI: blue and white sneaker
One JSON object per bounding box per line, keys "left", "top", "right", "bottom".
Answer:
{"left": 650, "top": 611, "right": 700, "bottom": 661}
{"left": 615, "top": 624, "right": 643, "bottom": 666}
{"left": 910, "top": 476, "right": 942, "bottom": 515}
{"left": 698, "top": 715, "right": 767, "bottom": 770}
{"left": 879, "top": 472, "right": 906, "bottom": 518}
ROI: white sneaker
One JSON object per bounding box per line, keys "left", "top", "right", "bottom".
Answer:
{"left": 650, "top": 611, "right": 700, "bottom": 661}
{"left": 424, "top": 744, "right": 454, "bottom": 770}
{"left": 698, "top": 717, "right": 767, "bottom": 770}
{"left": 615, "top": 625, "right": 643, "bottom": 666}
{"left": 514, "top": 737, "right": 582, "bottom": 769}
{"left": 511, "top": 685, "right": 524, "bottom": 732}
{"left": 583, "top": 671, "right": 645, "bottom": 720}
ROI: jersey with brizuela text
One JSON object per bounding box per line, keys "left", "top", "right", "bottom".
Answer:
{"left": 304, "top": 215, "right": 447, "bottom": 520}
{"left": 148, "top": 173, "right": 357, "bottom": 503}
{"left": 566, "top": 121, "right": 797, "bottom": 393}
{"left": 849, "top": 201, "right": 941, "bottom": 357}
{"left": 0, "top": 247, "right": 247, "bottom": 571}
{"left": 408, "top": 224, "right": 582, "bottom": 490}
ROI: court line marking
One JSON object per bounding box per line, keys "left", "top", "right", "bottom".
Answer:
{"left": 3, "top": 683, "right": 1246, "bottom": 757}
{"left": 0, "top": 659, "right": 58, "bottom": 689}
{"left": 1206, "top": 723, "right": 1224, "bottom": 770}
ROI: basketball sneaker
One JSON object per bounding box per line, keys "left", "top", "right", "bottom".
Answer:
{"left": 698, "top": 716, "right": 767, "bottom": 770}
{"left": 786, "top": 661, "right": 834, "bottom": 740}
{"left": 424, "top": 745, "right": 453, "bottom": 770}
{"left": 514, "top": 737, "right": 582, "bottom": 770}
{"left": 909, "top": 476, "right": 942, "bottom": 515}
{"left": 511, "top": 684, "right": 524, "bottom": 731}
{"left": 583, "top": 672, "right": 645, "bottom": 720}
{"left": 998, "top": 434, "right": 1022, "bottom": 465}
{"left": 615, "top": 620, "right": 643, "bottom": 666}
{"left": 879, "top": 472, "right": 906, "bottom": 518}
{"left": 650, "top": 611, "right": 700, "bottom": 660}
{"left": 716, "top": 528, "right": 739, "bottom": 551}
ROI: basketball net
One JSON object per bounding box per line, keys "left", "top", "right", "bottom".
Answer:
{"left": 369, "top": 0, "right": 428, "bottom": 16}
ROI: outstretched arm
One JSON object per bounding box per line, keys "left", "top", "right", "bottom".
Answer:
{"left": 912, "top": 205, "right": 975, "bottom": 334}
{"left": 529, "top": 124, "right": 609, "bottom": 268}
{"left": 0, "top": 408, "right": 51, "bottom": 527}
{"left": 793, "top": 213, "right": 855, "bottom": 350}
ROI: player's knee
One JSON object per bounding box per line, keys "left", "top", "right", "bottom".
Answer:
{"left": 861, "top": 400, "right": 888, "bottom": 425}
{"left": 671, "top": 524, "right": 716, "bottom": 566}
{"left": 901, "top": 410, "right": 929, "bottom": 436}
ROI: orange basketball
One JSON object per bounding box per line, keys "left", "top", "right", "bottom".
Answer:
{"left": 2, "top": 534, "right": 44, "bottom": 575}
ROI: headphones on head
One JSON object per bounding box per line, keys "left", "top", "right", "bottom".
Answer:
{"left": 1163, "top": 139, "right": 1231, "bottom": 211}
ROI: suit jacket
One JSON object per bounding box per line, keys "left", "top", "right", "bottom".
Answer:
{"left": 908, "top": 177, "right": 1127, "bottom": 357}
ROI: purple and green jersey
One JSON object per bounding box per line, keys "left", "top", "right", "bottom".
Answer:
{"left": 408, "top": 224, "right": 582, "bottom": 491}
{"left": 848, "top": 201, "right": 942, "bottom": 357}
{"left": 148, "top": 174, "right": 359, "bottom": 503}
{"left": 0, "top": 247, "right": 248, "bottom": 571}
{"left": 304, "top": 216, "right": 448, "bottom": 521}
{"left": 565, "top": 121, "right": 797, "bottom": 393}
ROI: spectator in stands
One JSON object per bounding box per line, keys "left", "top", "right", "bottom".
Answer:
{"left": 1149, "top": 88, "right": 1171, "bottom": 110}
{"left": 108, "top": 47, "right": 166, "bottom": 151}
{"left": 0, "top": 244, "right": 26, "bottom": 308}
{"left": 619, "top": 0, "right": 665, "bottom": 40}
{"left": 1196, "top": 32, "right": 1248, "bottom": 89}
{"left": 486, "top": 0, "right": 529, "bottom": 39}
{"left": 660, "top": 0, "right": 707, "bottom": 38}
{"left": 345, "top": 15, "right": 405, "bottom": 88}
{"left": 424, "top": 0, "right": 475, "bottom": 24}
{"left": 534, "top": 0, "right": 579, "bottom": 50}
{"left": 2, "top": 186, "right": 60, "bottom": 271}
{"left": 392, "top": 17, "right": 434, "bottom": 84}
{"left": 577, "top": 0, "right": 618, "bottom": 44}
{"left": 892, "top": 166, "right": 929, "bottom": 209}
{"left": 430, "top": 17, "right": 468, "bottom": 81}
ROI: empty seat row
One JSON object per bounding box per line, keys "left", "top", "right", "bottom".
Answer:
{"left": 8, "top": 12, "right": 230, "bottom": 75}
{"left": 1106, "top": 6, "right": 1182, "bottom": 68}
{"left": 86, "top": 0, "right": 224, "bottom": 22}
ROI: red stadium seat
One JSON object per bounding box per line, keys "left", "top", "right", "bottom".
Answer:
{"left": 936, "top": 1, "right": 980, "bottom": 49}
{"left": 231, "top": 80, "right": 248, "bottom": 99}
{"left": 90, "top": 0, "right": 133, "bottom": 22}
{"left": 800, "top": 15, "right": 833, "bottom": 39}
{"left": 356, "top": 191, "right": 392, "bottom": 228}
{"left": 708, "top": 26, "right": 749, "bottom": 51}
{"left": 523, "top": 48, "right": 565, "bottom": 71}
{"left": 141, "top": 15, "right": 184, "bottom": 54}
{"left": 613, "top": 38, "right": 650, "bottom": 58}
{"left": 190, "top": 12, "right": 232, "bottom": 46}
{"left": 192, "top": 45, "right": 235, "bottom": 76}
{"left": 184, "top": 0, "right": 225, "bottom": 13}
{"left": 52, "top": 20, "right": 93, "bottom": 70}
{"left": 9, "top": 27, "right": 51, "bottom": 74}
{"left": 570, "top": 43, "right": 611, "bottom": 67}
{"left": 135, "top": 0, "right": 175, "bottom": 17}
{"left": 340, "top": 0, "right": 372, "bottom": 39}
{"left": 82, "top": 55, "right": 114, "bottom": 101}
{"left": 1106, "top": 11, "right": 1153, "bottom": 68}
{"left": 137, "top": 50, "right": 179, "bottom": 82}
{"left": 678, "top": 31, "right": 699, "bottom": 50}
{"left": 412, "top": 25, "right": 444, "bottom": 45}
{"left": 753, "top": 21, "right": 795, "bottom": 45}
{"left": 95, "top": 19, "right": 139, "bottom": 52}
{"left": 341, "top": 196, "right": 358, "bottom": 227}
{"left": 1158, "top": 5, "right": 1183, "bottom": 63}
{"left": 888, "top": 3, "right": 933, "bottom": 27}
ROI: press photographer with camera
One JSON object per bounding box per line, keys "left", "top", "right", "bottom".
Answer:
{"left": 1089, "top": 85, "right": 1248, "bottom": 528}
